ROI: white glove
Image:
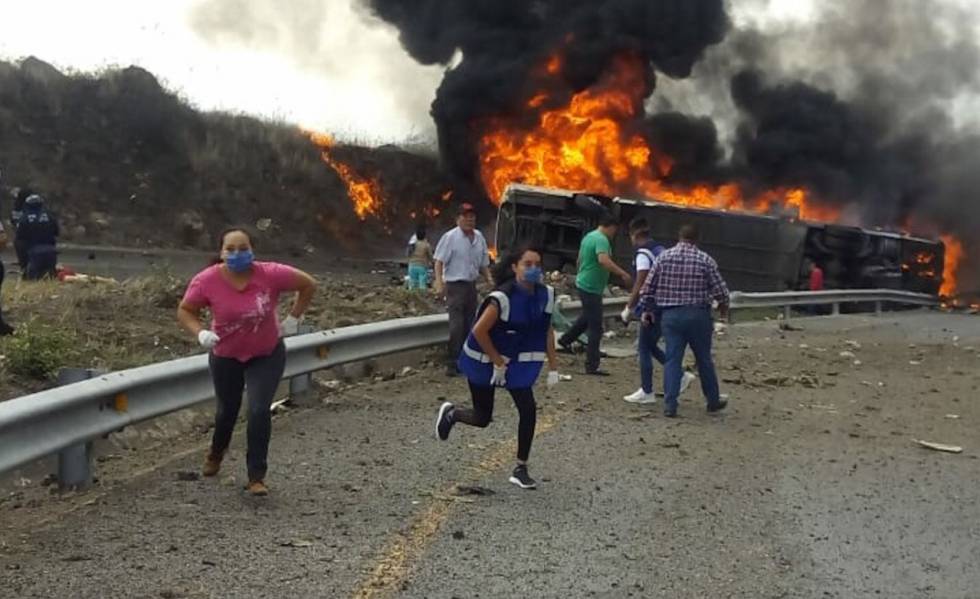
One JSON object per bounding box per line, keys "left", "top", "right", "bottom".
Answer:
{"left": 197, "top": 330, "right": 220, "bottom": 349}
{"left": 490, "top": 360, "right": 508, "bottom": 387}
{"left": 620, "top": 306, "right": 631, "bottom": 324}
{"left": 281, "top": 315, "right": 300, "bottom": 336}
{"left": 714, "top": 321, "right": 727, "bottom": 336}
{"left": 546, "top": 371, "right": 560, "bottom": 387}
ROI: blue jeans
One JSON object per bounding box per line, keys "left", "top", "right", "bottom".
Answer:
{"left": 661, "top": 305, "right": 721, "bottom": 412}
{"left": 407, "top": 264, "right": 428, "bottom": 290}
{"left": 638, "top": 317, "right": 667, "bottom": 394}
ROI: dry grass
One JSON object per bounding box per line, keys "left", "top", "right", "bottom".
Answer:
{"left": 0, "top": 269, "right": 443, "bottom": 400}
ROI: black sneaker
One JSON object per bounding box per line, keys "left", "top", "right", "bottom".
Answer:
{"left": 557, "top": 342, "right": 576, "bottom": 355}
{"left": 508, "top": 464, "right": 537, "bottom": 490}
{"left": 435, "top": 402, "right": 455, "bottom": 440}
{"left": 707, "top": 399, "right": 728, "bottom": 413}
{"left": 585, "top": 369, "right": 611, "bottom": 377}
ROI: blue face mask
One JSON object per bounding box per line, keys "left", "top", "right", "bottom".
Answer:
{"left": 225, "top": 250, "right": 255, "bottom": 273}
{"left": 523, "top": 266, "right": 543, "bottom": 285}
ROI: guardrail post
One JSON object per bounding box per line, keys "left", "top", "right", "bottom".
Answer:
{"left": 56, "top": 368, "right": 100, "bottom": 490}
{"left": 831, "top": 303, "right": 840, "bottom": 316}
{"left": 783, "top": 305, "right": 792, "bottom": 322}
{"left": 874, "top": 301, "right": 883, "bottom": 316}
{"left": 288, "top": 324, "right": 315, "bottom": 401}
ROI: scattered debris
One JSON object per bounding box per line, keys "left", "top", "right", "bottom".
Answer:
{"left": 839, "top": 351, "right": 856, "bottom": 359}
{"left": 255, "top": 218, "right": 272, "bottom": 231}
{"left": 844, "top": 340, "right": 862, "bottom": 349}
{"left": 280, "top": 539, "right": 314, "bottom": 548}
{"left": 914, "top": 439, "right": 963, "bottom": 454}
{"left": 945, "top": 414, "right": 961, "bottom": 420}
{"left": 452, "top": 485, "right": 495, "bottom": 497}
{"left": 909, "top": 360, "right": 922, "bottom": 366}
{"left": 451, "top": 530, "right": 466, "bottom": 540}
{"left": 779, "top": 322, "right": 804, "bottom": 331}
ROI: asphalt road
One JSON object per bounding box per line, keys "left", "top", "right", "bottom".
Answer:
{"left": 1, "top": 312, "right": 979, "bottom": 598}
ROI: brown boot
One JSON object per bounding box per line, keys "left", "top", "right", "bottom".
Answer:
{"left": 202, "top": 450, "right": 224, "bottom": 477}
{"left": 246, "top": 479, "right": 269, "bottom": 496}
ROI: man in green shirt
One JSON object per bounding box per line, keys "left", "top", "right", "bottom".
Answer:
{"left": 558, "top": 213, "right": 632, "bottom": 375}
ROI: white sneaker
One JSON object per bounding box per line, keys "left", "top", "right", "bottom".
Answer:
{"left": 679, "top": 372, "right": 697, "bottom": 394}
{"left": 623, "top": 388, "right": 658, "bottom": 404}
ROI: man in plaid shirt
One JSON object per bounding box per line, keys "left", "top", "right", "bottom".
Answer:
{"left": 638, "top": 224, "right": 729, "bottom": 417}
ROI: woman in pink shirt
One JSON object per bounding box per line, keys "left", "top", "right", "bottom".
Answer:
{"left": 177, "top": 227, "right": 316, "bottom": 496}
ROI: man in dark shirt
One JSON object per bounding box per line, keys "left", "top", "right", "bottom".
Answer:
{"left": 638, "top": 224, "right": 730, "bottom": 417}
{"left": 16, "top": 194, "right": 60, "bottom": 280}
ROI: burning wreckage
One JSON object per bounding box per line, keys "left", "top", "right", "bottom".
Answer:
{"left": 496, "top": 184, "right": 945, "bottom": 295}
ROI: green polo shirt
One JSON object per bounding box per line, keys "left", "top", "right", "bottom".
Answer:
{"left": 575, "top": 229, "right": 612, "bottom": 294}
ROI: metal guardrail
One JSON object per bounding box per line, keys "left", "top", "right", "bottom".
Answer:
{"left": 728, "top": 289, "right": 938, "bottom": 320}
{"left": 0, "top": 289, "right": 937, "bottom": 485}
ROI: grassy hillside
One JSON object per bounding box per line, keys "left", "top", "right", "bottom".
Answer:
{"left": 0, "top": 57, "right": 452, "bottom": 255}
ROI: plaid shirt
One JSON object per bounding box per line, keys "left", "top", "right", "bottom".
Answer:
{"left": 638, "top": 242, "right": 730, "bottom": 312}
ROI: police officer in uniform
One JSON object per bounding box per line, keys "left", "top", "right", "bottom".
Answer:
{"left": 435, "top": 245, "right": 561, "bottom": 490}
{"left": 16, "top": 194, "right": 59, "bottom": 280}
{"left": 10, "top": 187, "right": 33, "bottom": 270}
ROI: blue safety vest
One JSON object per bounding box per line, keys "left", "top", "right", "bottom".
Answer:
{"left": 633, "top": 241, "right": 664, "bottom": 317}
{"left": 633, "top": 241, "right": 664, "bottom": 272}
{"left": 457, "top": 281, "right": 555, "bottom": 389}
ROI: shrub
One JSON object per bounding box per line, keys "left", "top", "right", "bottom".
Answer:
{"left": 4, "top": 319, "right": 78, "bottom": 380}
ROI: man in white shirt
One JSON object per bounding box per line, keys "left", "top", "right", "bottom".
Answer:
{"left": 434, "top": 203, "right": 492, "bottom": 376}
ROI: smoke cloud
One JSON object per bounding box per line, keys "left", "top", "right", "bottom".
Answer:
{"left": 188, "top": 0, "right": 443, "bottom": 142}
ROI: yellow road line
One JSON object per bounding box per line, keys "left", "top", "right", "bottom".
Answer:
{"left": 351, "top": 413, "right": 559, "bottom": 599}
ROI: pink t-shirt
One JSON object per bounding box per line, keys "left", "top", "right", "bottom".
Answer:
{"left": 182, "top": 261, "right": 298, "bottom": 362}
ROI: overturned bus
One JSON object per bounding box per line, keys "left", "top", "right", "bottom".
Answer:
{"left": 494, "top": 184, "right": 944, "bottom": 294}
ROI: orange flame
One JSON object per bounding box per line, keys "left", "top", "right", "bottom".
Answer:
{"left": 940, "top": 234, "right": 964, "bottom": 297}
{"left": 477, "top": 52, "right": 840, "bottom": 221}
{"left": 309, "top": 132, "right": 385, "bottom": 220}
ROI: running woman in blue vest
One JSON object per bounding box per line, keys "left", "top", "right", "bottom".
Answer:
{"left": 435, "top": 245, "right": 560, "bottom": 489}
{"left": 621, "top": 218, "right": 694, "bottom": 404}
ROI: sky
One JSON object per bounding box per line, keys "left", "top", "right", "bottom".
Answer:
{"left": 1, "top": 0, "right": 977, "bottom": 142}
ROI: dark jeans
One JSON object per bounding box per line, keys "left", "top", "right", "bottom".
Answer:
{"left": 24, "top": 245, "right": 57, "bottom": 280}
{"left": 661, "top": 306, "right": 721, "bottom": 412}
{"left": 14, "top": 239, "right": 28, "bottom": 270}
{"left": 559, "top": 288, "right": 603, "bottom": 372}
{"left": 454, "top": 382, "right": 537, "bottom": 462}
{"left": 446, "top": 281, "right": 478, "bottom": 368}
{"left": 638, "top": 317, "right": 667, "bottom": 394}
{"left": 208, "top": 341, "right": 286, "bottom": 481}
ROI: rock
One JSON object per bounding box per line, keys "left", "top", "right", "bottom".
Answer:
{"left": 844, "top": 340, "right": 861, "bottom": 349}
{"left": 452, "top": 530, "right": 466, "bottom": 540}
{"left": 90, "top": 211, "right": 111, "bottom": 228}
{"left": 256, "top": 218, "right": 272, "bottom": 231}
{"left": 400, "top": 366, "right": 413, "bottom": 377}
{"left": 839, "top": 351, "right": 856, "bottom": 359}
